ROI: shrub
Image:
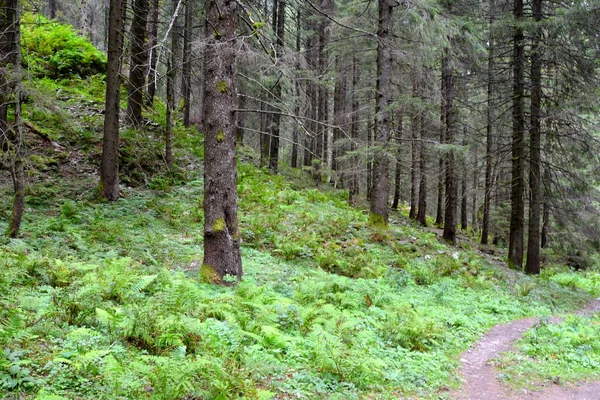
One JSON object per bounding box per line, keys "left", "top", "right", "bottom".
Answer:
{"left": 21, "top": 13, "right": 106, "bottom": 78}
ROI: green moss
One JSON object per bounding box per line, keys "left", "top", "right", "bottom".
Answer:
{"left": 200, "top": 263, "right": 221, "bottom": 284}
{"left": 216, "top": 130, "right": 225, "bottom": 143}
{"left": 212, "top": 218, "right": 226, "bottom": 232}
{"left": 216, "top": 80, "right": 229, "bottom": 93}
{"left": 368, "top": 212, "right": 388, "bottom": 229}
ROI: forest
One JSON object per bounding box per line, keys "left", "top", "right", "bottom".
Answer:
{"left": 1, "top": 0, "right": 600, "bottom": 398}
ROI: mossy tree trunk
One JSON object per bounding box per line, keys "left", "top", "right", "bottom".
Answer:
{"left": 2, "top": 0, "right": 25, "bottom": 237}
{"left": 181, "top": 0, "right": 193, "bottom": 127}
{"left": 201, "top": 0, "right": 243, "bottom": 284}
{"left": 100, "top": 0, "right": 125, "bottom": 201}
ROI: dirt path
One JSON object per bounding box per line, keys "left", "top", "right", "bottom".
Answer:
{"left": 453, "top": 300, "right": 600, "bottom": 400}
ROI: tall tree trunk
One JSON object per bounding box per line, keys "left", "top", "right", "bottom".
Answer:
{"left": 201, "top": 0, "right": 242, "bottom": 283}
{"left": 100, "top": 0, "right": 125, "bottom": 201}
{"left": 146, "top": 0, "right": 159, "bottom": 105}
{"left": 269, "top": 0, "right": 285, "bottom": 173}
{"left": 442, "top": 47, "right": 457, "bottom": 244}
{"left": 165, "top": 57, "right": 174, "bottom": 167}
{"left": 181, "top": 0, "right": 193, "bottom": 127}
{"left": 349, "top": 55, "right": 360, "bottom": 204}
{"left": 366, "top": 112, "right": 373, "bottom": 200}
{"left": 2, "top": 0, "right": 24, "bottom": 237}
{"left": 126, "top": 0, "right": 149, "bottom": 127}
{"left": 417, "top": 115, "right": 427, "bottom": 227}
{"left": 409, "top": 82, "right": 419, "bottom": 220}
{"left": 481, "top": 6, "right": 495, "bottom": 244}
{"left": 332, "top": 55, "right": 348, "bottom": 183}
{"left": 291, "top": 7, "right": 301, "bottom": 168}
{"left": 392, "top": 112, "right": 403, "bottom": 210}
{"left": 369, "top": 0, "right": 394, "bottom": 227}
{"left": 435, "top": 66, "right": 445, "bottom": 226}
{"left": 525, "top": 0, "right": 543, "bottom": 275}
{"left": 165, "top": 0, "right": 180, "bottom": 167}
{"left": 508, "top": 0, "right": 526, "bottom": 268}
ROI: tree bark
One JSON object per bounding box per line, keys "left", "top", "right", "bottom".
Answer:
{"left": 481, "top": 6, "right": 495, "bottom": 244}
{"left": 525, "top": 0, "right": 543, "bottom": 275}
{"left": 48, "top": 0, "right": 57, "bottom": 19}
{"left": 80, "top": 0, "right": 90, "bottom": 38}
{"left": 100, "top": 0, "right": 125, "bottom": 201}
{"left": 508, "top": 0, "right": 526, "bottom": 268}
{"left": 126, "top": 0, "right": 149, "bottom": 127}
{"left": 145, "top": 0, "right": 159, "bottom": 105}
{"left": 392, "top": 112, "right": 403, "bottom": 210}
{"left": 409, "top": 81, "right": 419, "bottom": 220}
{"left": 332, "top": 55, "right": 347, "bottom": 182}
{"left": 541, "top": 164, "right": 550, "bottom": 248}
{"left": 181, "top": 0, "right": 193, "bottom": 127}
{"left": 417, "top": 114, "right": 427, "bottom": 227}
{"left": 442, "top": 47, "right": 457, "bottom": 244}
{"left": 269, "top": 0, "right": 285, "bottom": 173}
{"left": 291, "top": 7, "right": 301, "bottom": 168}
{"left": 201, "top": 0, "right": 243, "bottom": 283}
{"left": 349, "top": 55, "right": 360, "bottom": 204}
{"left": 2, "top": 0, "right": 24, "bottom": 238}
{"left": 369, "top": 0, "right": 394, "bottom": 227}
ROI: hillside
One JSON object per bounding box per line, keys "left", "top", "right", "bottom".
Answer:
{"left": 1, "top": 70, "right": 600, "bottom": 399}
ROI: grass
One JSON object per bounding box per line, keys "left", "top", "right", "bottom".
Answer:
{"left": 1, "top": 73, "right": 597, "bottom": 398}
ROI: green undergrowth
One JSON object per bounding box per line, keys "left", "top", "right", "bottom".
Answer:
{"left": 1, "top": 58, "right": 596, "bottom": 398}
{"left": 0, "top": 162, "right": 593, "bottom": 399}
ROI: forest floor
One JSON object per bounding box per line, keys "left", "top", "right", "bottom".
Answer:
{"left": 1, "top": 76, "right": 600, "bottom": 399}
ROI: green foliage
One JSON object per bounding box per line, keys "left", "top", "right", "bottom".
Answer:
{"left": 21, "top": 14, "right": 106, "bottom": 78}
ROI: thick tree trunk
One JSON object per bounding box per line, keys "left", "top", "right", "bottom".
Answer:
{"left": 201, "top": 0, "right": 242, "bottom": 283}
{"left": 126, "top": 0, "right": 149, "bottom": 127}
{"left": 146, "top": 0, "right": 159, "bottom": 105}
{"left": 369, "top": 0, "right": 394, "bottom": 227}
{"left": 525, "top": 0, "right": 543, "bottom": 275}
{"left": 481, "top": 6, "right": 495, "bottom": 245}
{"left": 442, "top": 48, "right": 457, "bottom": 244}
{"left": 100, "top": 0, "right": 125, "bottom": 201}
{"left": 181, "top": 0, "right": 193, "bottom": 127}
{"left": 3, "top": 0, "right": 24, "bottom": 237}
{"left": 508, "top": 0, "right": 526, "bottom": 268}
{"left": 269, "top": 0, "right": 285, "bottom": 173}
